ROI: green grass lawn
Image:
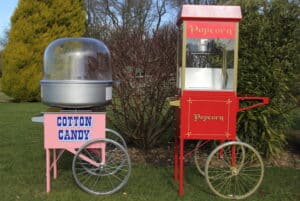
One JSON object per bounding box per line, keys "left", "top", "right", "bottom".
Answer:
{"left": 0, "top": 102, "right": 299, "bottom": 201}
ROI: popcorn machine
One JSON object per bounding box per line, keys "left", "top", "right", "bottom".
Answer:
{"left": 170, "top": 5, "right": 269, "bottom": 199}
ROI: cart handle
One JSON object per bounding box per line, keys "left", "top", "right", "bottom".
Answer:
{"left": 238, "top": 96, "right": 269, "bottom": 112}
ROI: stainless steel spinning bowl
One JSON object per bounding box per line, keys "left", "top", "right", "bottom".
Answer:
{"left": 41, "top": 80, "right": 112, "bottom": 108}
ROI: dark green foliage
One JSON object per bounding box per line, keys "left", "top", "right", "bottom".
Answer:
{"left": 291, "top": 108, "right": 300, "bottom": 130}
{"left": 1, "top": 0, "right": 85, "bottom": 101}
{"left": 236, "top": 0, "right": 299, "bottom": 157}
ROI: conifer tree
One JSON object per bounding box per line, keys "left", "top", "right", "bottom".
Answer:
{"left": 1, "top": 0, "right": 85, "bottom": 101}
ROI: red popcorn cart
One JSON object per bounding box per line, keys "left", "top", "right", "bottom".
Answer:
{"left": 170, "top": 5, "right": 269, "bottom": 199}
{"left": 33, "top": 38, "right": 131, "bottom": 195}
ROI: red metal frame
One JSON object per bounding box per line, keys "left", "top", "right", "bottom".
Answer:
{"left": 238, "top": 96, "right": 269, "bottom": 112}
{"left": 174, "top": 91, "right": 269, "bottom": 195}
{"left": 173, "top": 5, "right": 269, "bottom": 196}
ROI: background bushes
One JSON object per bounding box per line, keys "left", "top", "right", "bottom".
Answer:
{"left": 236, "top": 0, "right": 299, "bottom": 157}
{"left": 0, "top": 0, "right": 298, "bottom": 157}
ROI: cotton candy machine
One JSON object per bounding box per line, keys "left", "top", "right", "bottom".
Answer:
{"left": 34, "top": 37, "right": 131, "bottom": 195}
{"left": 41, "top": 37, "right": 113, "bottom": 108}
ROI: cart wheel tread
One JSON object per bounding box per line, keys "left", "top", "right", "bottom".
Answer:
{"left": 72, "top": 138, "right": 131, "bottom": 195}
{"left": 205, "top": 141, "right": 264, "bottom": 200}
{"left": 105, "top": 128, "right": 127, "bottom": 150}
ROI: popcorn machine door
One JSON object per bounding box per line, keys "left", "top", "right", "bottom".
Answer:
{"left": 180, "top": 91, "right": 238, "bottom": 140}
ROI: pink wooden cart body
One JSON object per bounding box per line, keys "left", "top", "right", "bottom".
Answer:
{"left": 43, "top": 112, "right": 106, "bottom": 193}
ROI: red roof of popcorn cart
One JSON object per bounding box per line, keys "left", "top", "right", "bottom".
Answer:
{"left": 177, "top": 5, "right": 242, "bottom": 24}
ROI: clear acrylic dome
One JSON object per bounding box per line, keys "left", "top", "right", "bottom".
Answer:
{"left": 43, "top": 37, "right": 112, "bottom": 81}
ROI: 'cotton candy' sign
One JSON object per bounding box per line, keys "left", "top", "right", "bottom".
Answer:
{"left": 44, "top": 113, "right": 106, "bottom": 149}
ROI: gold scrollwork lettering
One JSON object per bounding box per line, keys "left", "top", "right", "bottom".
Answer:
{"left": 193, "top": 114, "right": 224, "bottom": 122}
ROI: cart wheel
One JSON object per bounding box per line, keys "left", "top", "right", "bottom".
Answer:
{"left": 205, "top": 141, "right": 264, "bottom": 200}
{"left": 72, "top": 138, "right": 131, "bottom": 195}
{"left": 194, "top": 140, "right": 213, "bottom": 176}
{"left": 194, "top": 138, "right": 242, "bottom": 177}
{"left": 106, "top": 128, "right": 127, "bottom": 150}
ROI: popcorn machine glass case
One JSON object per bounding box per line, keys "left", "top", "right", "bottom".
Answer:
{"left": 176, "top": 5, "right": 242, "bottom": 141}
{"left": 177, "top": 8, "right": 240, "bottom": 91}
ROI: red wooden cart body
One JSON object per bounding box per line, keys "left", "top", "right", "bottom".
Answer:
{"left": 174, "top": 91, "right": 269, "bottom": 195}
{"left": 180, "top": 90, "right": 237, "bottom": 141}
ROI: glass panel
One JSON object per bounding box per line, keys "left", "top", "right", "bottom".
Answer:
{"left": 176, "top": 25, "right": 183, "bottom": 89}
{"left": 185, "top": 38, "right": 235, "bottom": 90}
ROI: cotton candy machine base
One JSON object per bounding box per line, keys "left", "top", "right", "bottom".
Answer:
{"left": 41, "top": 80, "right": 112, "bottom": 108}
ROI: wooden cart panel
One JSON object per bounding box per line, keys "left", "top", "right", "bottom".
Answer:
{"left": 180, "top": 91, "right": 237, "bottom": 140}
{"left": 44, "top": 112, "right": 106, "bottom": 149}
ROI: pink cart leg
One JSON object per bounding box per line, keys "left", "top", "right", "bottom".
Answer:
{"left": 101, "top": 146, "right": 106, "bottom": 164}
{"left": 179, "top": 138, "right": 184, "bottom": 196}
{"left": 46, "top": 149, "right": 51, "bottom": 193}
{"left": 53, "top": 149, "right": 57, "bottom": 179}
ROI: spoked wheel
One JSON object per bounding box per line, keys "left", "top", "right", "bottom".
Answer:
{"left": 105, "top": 128, "right": 127, "bottom": 150}
{"left": 194, "top": 140, "right": 214, "bottom": 176}
{"left": 72, "top": 138, "right": 131, "bottom": 195}
{"left": 205, "top": 141, "right": 264, "bottom": 200}
{"left": 194, "top": 138, "right": 242, "bottom": 177}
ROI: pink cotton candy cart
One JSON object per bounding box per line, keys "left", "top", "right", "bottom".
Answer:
{"left": 32, "top": 38, "right": 131, "bottom": 195}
